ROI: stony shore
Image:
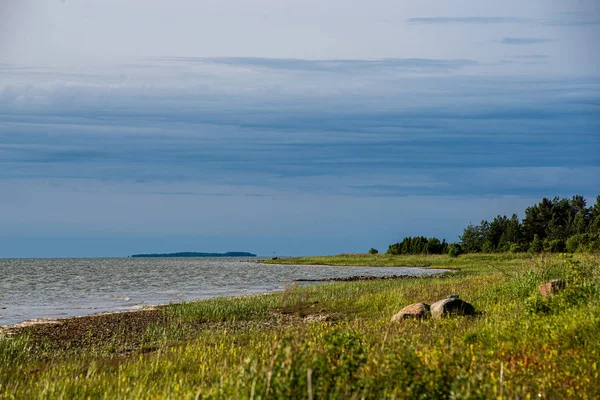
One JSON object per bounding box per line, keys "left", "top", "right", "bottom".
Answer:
{"left": 294, "top": 272, "right": 451, "bottom": 282}
{"left": 1, "top": 271, "right": 449, "bottom": 337}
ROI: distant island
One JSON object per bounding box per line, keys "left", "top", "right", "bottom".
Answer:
{"left": 130, "top": 252, "right": 257, "bottom": 258}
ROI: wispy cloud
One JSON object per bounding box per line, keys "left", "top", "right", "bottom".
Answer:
{"left": 407, "top": 17, "right": 526, "bottom": 25}
{"left": 500, "top": 37, "right": 555, "bottom": 45}
{"left": 510, "top": 55, "right": 550, "bottom": 60}
{"left": 407, "top": 13, "right": 600, "bottom": 26}
{"left": 546, "top": 12, "right": 600, "bottom": 26}
{"left": 1, "top": 73, "right": 598, "bottom": 198}
{"left": 160, "top": 57, "right": 478, "bottom": 73}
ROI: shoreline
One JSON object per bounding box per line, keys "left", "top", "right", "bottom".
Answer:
{"left": 0, "top": 304, "right": 164, "bottom": 337}
{"left": 293, "top": 271, "right": 453, "bottom": 282}
{"left": 0, "top": 271, "right": 450, "bottom": 334}
{"left": 0, "top": 263, "right": 450, "bottom": 331}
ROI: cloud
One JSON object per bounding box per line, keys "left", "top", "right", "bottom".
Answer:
{"left": 407, "top": 14, "right": 599, "bottom": 26}
{"left": 1, "top": 63, "right": 598, "bottom": 201}
{"left": 510, "top": 55, "right": 550, "bottom": 60}
{"left": 0, "top": 63, "right": 37, "bottom": 71}
{"left": 407, "top": 17, "right": 526, "bottom": 25}
{"left": 0, "top": 74, "right": 597, "bottom": 200}
{"left": 545, "top": 12, "right": 600, "bottom": 26}
{"left": 160, "top": 57, "right": 478, "bottom": 73}
{"left": 500, "top": 37, "right": 555, "bottom": 45}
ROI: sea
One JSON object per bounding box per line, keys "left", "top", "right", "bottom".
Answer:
{"left": 0, "top": 257, "right": 445, "bottom": 326}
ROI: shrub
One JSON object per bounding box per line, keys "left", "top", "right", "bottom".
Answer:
{"left": 543, "top": 238, "right": 565, "bottom": 253}
{"left": 481, "top": 241, "right": 494, "bottom": 253}
{"left": 425, "top": 237, "right": 445, "bottom": 254}
{"left": 509, "top": 243, "right": 526, "bottom": 253}
{"left": 566, "top": 233, "right": 600, "bottom": 253}
{"left": 529, "top": 235, "right": 544, "bottom": 253}
{"left": 387, "top": 236, "right": 447, "bottom": 255}
{"left": 566, "top": 235, "right": 585, "bottom": 253}
{"left": 447, "top": 243, "right": 463, "bottom": 257}
{"left": 368, "top": 248, "right": 379, "bottom": 255}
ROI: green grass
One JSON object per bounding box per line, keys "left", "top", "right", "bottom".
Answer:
{"left": 263, "top": 252, "right": 534, "bottom": 274}
{"left": 1, "top": 253, "right": 599, "bottom": 399}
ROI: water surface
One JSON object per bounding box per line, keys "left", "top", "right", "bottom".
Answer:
{"left": 0, "top": 258, "right": 445, "bottom": 325}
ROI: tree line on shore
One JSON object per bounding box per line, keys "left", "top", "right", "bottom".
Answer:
{"left": 383, "top": 195, "right": 600, "bottom": 256}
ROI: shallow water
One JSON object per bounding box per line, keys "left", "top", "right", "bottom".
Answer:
{"left": 0, "top": 258, "right": 445, "bottom": 325}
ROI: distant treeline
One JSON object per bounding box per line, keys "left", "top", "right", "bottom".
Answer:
{"left": 131, "top": 252, "right": 257, "bottom": 258}
{"left": 386, "top": 195, "right": 600, "bottom": 256}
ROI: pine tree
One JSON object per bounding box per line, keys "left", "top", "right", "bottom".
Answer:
{"left": 588, "top": 196, "right": 600, "bottom": 233}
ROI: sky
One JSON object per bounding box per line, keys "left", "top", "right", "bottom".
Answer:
{"left": 0, "top": 0, "right": 599, "bottom": 257}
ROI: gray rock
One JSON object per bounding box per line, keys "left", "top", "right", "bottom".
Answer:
{"left": 391, "top": 303, "right": 430, "bottom": 322}
{"left": 538, "top": 280, "right": 566, "bottom": 297}
{"left": 430, "top": 297, "right": 475, "bottom": 318}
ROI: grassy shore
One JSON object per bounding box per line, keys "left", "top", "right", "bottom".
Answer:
{"left": 262, "top": 253, "right": 532, "bottom": 273}
{"left": 1, "top": 253, "right": 599, "bottom": 399}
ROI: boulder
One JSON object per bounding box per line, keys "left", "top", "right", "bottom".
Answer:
{"left": 538, "top": 280, "right": 566, "bottom": 297}
{"left": 391, "top": 303, "right": 430, "bottom": 322}
{"left": 430, "top": 296, "right": 475, "bottom": 318}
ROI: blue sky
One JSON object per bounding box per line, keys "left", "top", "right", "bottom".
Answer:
{"left": 0, "top": 0, "right": 598, "bottom": 257}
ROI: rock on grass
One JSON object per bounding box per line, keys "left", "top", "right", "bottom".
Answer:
{"left": 538, "top": 279, "right": 566, "bottom": 297}
{"left": 391, "top": 303, "right": 431, "bottom": 322}
{"left": 430, "top": 296, "right": 475, "bottom": 319}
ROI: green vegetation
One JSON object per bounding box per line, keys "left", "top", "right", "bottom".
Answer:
{"left": 461, "top": 195, "right": 600, "bottom": 253}
{"left": 263, "top": 252, "right": 525, "bottom": 274}
{"left": 388, "top": 236, "right": 449, "bottom": 255}
{"left": 2, "top": 253, "right": 599, "bottom": 398}
{"left": 385, "top": 195, "right": 600, "bottom": 256}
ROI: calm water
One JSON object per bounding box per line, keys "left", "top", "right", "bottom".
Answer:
{"left": 0, "top": 258, "right": 445, "bottom": 325}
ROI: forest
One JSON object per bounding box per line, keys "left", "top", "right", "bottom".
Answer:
{"left": 387, "top": 195, "right": 600, "bottom": 255}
